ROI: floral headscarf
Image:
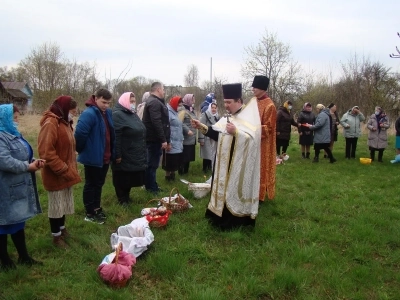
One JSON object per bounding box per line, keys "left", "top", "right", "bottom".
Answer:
{"left": 182, "top": 94, "right": 194, "bottom": 111}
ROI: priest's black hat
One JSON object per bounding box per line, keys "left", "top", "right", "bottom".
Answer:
{"left": 222, "top": 83, "right": 242, "bottom": 99}
{"left": 252, "top": 75, "right": 270, "bottom": 90}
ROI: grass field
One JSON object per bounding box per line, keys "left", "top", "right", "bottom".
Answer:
{"left": 1, "top": 115, "right": 399, "bottom": 300}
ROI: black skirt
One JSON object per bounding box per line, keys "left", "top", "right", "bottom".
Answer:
{"left": 299, "top": 131, "right": 314, "bottom": 145}
{"left": 162, "top": 151, "right": 182, "bottom": 172}
{"left": 112, "top": 170, "right": 145, "bottom": 188}
{"left": 182, "top": 145, "right": 196, "bottom": 163}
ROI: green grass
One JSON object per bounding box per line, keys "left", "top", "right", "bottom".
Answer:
{"left": 1, "top": 133, "right": 400, "bottom": 300}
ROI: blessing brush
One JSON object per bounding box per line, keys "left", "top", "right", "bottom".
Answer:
{"left": 177, "top": 110, "right": 194, "bottom": 122}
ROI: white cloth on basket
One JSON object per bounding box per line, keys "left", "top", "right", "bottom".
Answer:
{"left": 110, "top": 217, "right": 154, "bottom": 258}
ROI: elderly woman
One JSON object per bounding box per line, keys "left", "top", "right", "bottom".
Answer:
{"left": 340, "top": 105, "right": 365, "bottom": 159}
{"left": 297, "top": 102, "right": 315, "bottom": 159}
{"left": 178, "top": 94, "right": 197, "bottom": 175}
{"left": 367, "top": 106, "right": 390, "bottom": 162}
{"left": 112, "top": 92, "right": 147, "bottom": 206}
{"left": 163, "top": 96, "right": 189, "bottom": 181}
{"left": 0, "top": 104, "right": 44, "bottom": 270}
{"left": 305, "top": 104, "right": 336, "bottom": 163}
{"left": 38, "top": 96, "right": 81, "bottom": 248}
{"left": 276, "top": 100, "right": 298, "bottom": 156}
{"left": 198, "top": 102, "right": 219, "bottom": 172}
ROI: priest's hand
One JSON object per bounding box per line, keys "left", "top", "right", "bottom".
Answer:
{"left": 191, "top": 119, "right": 202, "bottom": 129}
{"left": 226, "top": 122, "right": 237, "bottom": 135}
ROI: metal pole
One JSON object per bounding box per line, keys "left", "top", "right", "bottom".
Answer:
{"left": 210, "top": 57, "right": 212, "bottom": 87}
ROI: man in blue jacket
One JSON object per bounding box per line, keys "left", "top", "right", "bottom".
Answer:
{"left": 75, "top": 89, "right": 115, "bottom": 224}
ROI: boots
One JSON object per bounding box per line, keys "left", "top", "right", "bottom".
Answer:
{"left": 330, "top": 157, "right": 337, "bottom": 163}
{"left": 61, "top": 228, "right": 70, "bottom": 239}
{"left": 53, "top": 235, "right": 68, "bottom": 249}
{"left": 306, "top": 152, "right": 310, "bottom": 159}
{"left": 378, "top": 150, "right": 383, "bottom": 162}
{"left": 370, "top": 150, "right": 375, "bottom": 161}
{"left": 301, "top": 152, "right": 305, "bottom": 159}
{"left": 313, "top": 156, "right": 319, "bottom": 163}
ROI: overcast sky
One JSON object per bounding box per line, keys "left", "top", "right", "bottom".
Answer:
{"left": 1, "top": 0, "right": 399, "bottom": 87}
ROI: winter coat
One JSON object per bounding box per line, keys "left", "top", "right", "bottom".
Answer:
{"left": 75, "top": 101, "right": 115, "bottom": 167}
{"left": 309, "top": 108, "right": 331, "bottom": 144}
{"left": 0, "top": 131, "right": 42, "bottom": 225}
{"left": 367, "top": 113, "right": 390, "bottom": 149}
{"left": 111, "top": 102, "right": 147, "bottom": 172}
{"left": 198, "top": 110, "right": 219, "bottom": 160}
{"left": 276, "top": 106, "right": 297, "bottom": 140}
{"left": 179, "top": 106, "right": 198, "bottom": 146}
{"left": 38, "top": 111, "right": 81, "bottom": 191}
{"left": 395, "top": 117, "right": 400, "bottom": 136}
{"left": 297, "top": 110, "right": 315, "bottom": 136}
{"left": 167, "top": 104, "right": 185, "bottom": 154}
{"left": 142, "top": 94, "right": 171, "bottom": 144}
{"left": 340, "top": 110, "right": 365, "bottom": 138}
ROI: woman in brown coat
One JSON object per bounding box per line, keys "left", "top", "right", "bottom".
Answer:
{"left": 38, "top": 96, "right": 81, "bottom": 248}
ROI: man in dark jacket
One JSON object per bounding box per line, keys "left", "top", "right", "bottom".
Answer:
{"left": 142, "top": 82, "right": 171, "bottom": 193}
{"left": 75, "top": 88, "right": 115, "bottom": 224}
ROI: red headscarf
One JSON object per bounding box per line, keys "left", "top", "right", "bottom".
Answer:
{"left": 50, "top": 95, "right": 72, "bottom": 122}
{"left": 169, "top": 96, "right": 182, "bottom": 112}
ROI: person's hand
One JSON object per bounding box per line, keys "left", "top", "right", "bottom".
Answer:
{"left": 346, "top": 124, "right": 350, "bottom": 128}
{"left": 115, "top": 158, "right": 122, "bottom": 164}
{"left": 28, "top": 161, "right": 41, "bottom": 172}
{"left": 191, "top": 119, "right": 201, "bottom": 129}
{"left": 371, "top": 127, "right": 376, "bottom": 131}
{"left": 35, "top": 159, "right": 46, "bottom": 168}
{"left": 226, "top": 122, "right": 236, "bottom": 135}
{"left": 166, "top": 143, "right": 172, "bottom": 151}
{"left": 276, "top": 132, "right": 280, "bottom": 135}
{"left": 188, "top": 130, "right": 194, "bottom": 136}
{"left": 161, "top": 142, "right": 168, "bottom": 149}
{"left": 200, "top": 142, "right": 204, "bottom": 146}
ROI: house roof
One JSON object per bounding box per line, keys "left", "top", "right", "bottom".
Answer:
{"left": 1, "top": 82, "right": 27, "bottom": 90}
{"left": 6, "top": 89, "right": 28, "bottom": 99}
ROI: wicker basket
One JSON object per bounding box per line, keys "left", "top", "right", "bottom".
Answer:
{"left": 160, "top": 187, "right": 190, "bottom": 213}
{"left": 188, "top": 183, "right": 211, "bottom": 199}
{"left": 144, "top": 199, "right": 172, "bottom": 228}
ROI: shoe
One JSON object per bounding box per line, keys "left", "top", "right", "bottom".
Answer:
{"left": 53, "top": 235, "right": 68, "bottom": 249}
{"left": 324, "top": 155, "right": 327, "bottom": 158}
{"left": 95, "top": 208, "right": 106, "bottom": 220}
{"left": 84, "top": 214, "right": 105, "bottom": 224}
{"left": 312, "top": 157, "right": 319, "bottom": 163}
{"left": 61, "top": 228, "right": 70, "bottom": 238}
{"left": 0, "top": 258, "right": 16, "bottom": 271}
{"left": 330, "top": 158, "right": 337, "bottom": 163}
{"left": 18, "top": 257, "right": 43, "bottom": 267}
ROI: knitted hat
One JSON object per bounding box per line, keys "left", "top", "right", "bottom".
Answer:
{"left": 222, "top": 83, "right": 242, "bottom": 99}
{"left": 328, "top": 103, "right": 335, "bottom": 109}
{"left": 251, "top": 75, "right": 270, "bottom": 90}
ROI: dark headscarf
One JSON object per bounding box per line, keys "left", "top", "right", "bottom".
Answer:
{"left": 50, "top": 96, "right": 72, "bottom": 122}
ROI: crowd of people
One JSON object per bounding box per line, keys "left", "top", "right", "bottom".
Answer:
{"left": 276, "top": 101, "right": 396, "bottom": 164}
{"left": 2, "top": 74, "right": 400, "bottom": 271}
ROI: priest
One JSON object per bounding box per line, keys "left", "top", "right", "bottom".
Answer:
{"left": 251, "top": 75, "right": 277, "bottom": 201}
{"left": 191, "top": 83, "right": 261, "bottom": 230}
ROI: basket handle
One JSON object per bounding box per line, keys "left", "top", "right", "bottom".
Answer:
{"left": 114, "top": 242, "right": 123, "bottom": 265}
{"left": 169, "top": 187, "right": 181, "bottom": 202}
{"left": 145, "top": 199, "right": 161, "bottom": 207}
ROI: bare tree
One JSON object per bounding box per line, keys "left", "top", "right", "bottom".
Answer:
{"left": 184, "top": 64, "right": 199, "bottom": 87}
{"left": 389, "top": 32, "right": 400, "bottom": 58}
{"left": 241, "top": 30, "right": 302, "bottom": 105}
